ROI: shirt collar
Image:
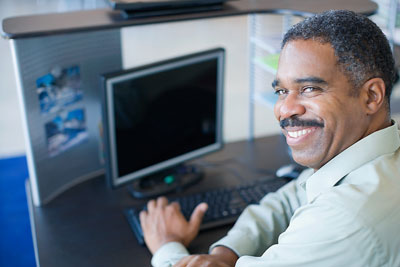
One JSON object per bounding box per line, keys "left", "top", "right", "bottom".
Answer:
{"left": 302, "top": 121, "right": 400, "bottom": 203}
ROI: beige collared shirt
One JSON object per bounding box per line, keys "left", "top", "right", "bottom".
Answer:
{"left": 152, "top": 122, "right": 400, "bottom": 267}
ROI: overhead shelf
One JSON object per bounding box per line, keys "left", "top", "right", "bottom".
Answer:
{"left": 2, "top": 0, "right": 378, "bottom": 39}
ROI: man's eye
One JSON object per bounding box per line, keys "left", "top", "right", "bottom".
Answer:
{"left": 274, "top": 89, "right": 287, "bottom": 95}
{"left": 302, "top": 86, "right": 320, "bottom": 93}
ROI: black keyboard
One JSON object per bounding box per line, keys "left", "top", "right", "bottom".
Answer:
{"left": 124, "top": 178, "right": 289, "bottom": 245}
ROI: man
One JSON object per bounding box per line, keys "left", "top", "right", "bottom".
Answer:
{"left": 140, "top": 10, "right": 400, "bottom": 266}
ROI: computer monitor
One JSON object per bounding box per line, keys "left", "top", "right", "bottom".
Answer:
{"left": 102, "top": 48, "right": 224, "bottom": 198}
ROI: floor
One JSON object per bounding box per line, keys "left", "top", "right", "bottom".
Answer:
{"left": 0, "top": 155, "right": 35, "bottom": 267}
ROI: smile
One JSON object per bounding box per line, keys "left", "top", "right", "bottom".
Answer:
{"left": 287, "top": 128, "right": 313, "bottom": 138}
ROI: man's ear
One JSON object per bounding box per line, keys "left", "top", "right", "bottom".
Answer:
{"left": 360, "top": 78, "right": 386, "bottom": 115}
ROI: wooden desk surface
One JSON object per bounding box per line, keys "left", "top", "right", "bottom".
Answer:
{"left": 27, "top": 135, "right": 292, "bottom": 267}
{"left": 2, "top": 0, "right": 377, "bottom": 39}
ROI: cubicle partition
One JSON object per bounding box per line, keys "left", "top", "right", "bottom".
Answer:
{"left": 10, "top": 29, "right": 122, "bottom": 205}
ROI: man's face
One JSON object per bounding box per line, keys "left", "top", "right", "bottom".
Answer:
{"left": 274, "top": 40, "right": 369, "bottom": 169}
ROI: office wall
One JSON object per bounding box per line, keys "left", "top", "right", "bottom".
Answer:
{"left": 0, "top": 29, "right": 24, "bottom": 158}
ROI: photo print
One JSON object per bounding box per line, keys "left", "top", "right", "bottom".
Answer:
{"left": 45, "top": 108, "right": 88, "bottom": 157}
{"left": 36, "top": 65, "right": 83, "bottom": 114}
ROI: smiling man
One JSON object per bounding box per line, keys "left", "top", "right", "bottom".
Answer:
{"left": 140, "top": 10, "right": 400, "bottom": 266}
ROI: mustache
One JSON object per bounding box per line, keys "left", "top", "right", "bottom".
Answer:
{"left": 280, "top": 116, "right": 324, "bottom": 129}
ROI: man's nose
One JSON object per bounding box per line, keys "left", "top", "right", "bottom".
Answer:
{"left": 278, "top": 93, "right": 306, "bottom": 120}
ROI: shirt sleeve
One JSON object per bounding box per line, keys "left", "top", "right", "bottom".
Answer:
{"left": 234, "top": 195, "right": 385, "bottom": 267}
{"left": 210, "top": 179, "right": 307, "bottom": 257}
{"left": 151, "top": 242, "right": 189, "bottom": 267}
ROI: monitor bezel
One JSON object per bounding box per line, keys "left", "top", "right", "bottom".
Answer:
{"left": 102, "top": 48, "right": 225, "bottom": 188}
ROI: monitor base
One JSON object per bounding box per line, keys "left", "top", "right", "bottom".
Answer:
{"left": 128, "top": 164, "right": 204, "bottom": 199}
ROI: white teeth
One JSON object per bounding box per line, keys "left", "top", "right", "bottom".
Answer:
{"left": 288, "top": 128, "right": 312, "bottom": 138}
{"left": 288, "top": 131, "right": 298, "bottom": 138}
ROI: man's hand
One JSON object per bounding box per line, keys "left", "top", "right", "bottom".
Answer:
{"left": 139, "top": 196, "right": 208, "bottom": 254}
{"left": 174, "top": 246, "right": 239, "bottom": 267}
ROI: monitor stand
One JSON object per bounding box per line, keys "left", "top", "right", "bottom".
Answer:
{"left": 128, "top": 164, "right": 204, "bottom": 199}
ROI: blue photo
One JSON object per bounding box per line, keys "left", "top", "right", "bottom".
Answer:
{"left": 36, "top": 65, "right": 83, "bottom": 114}
{"left": 45, "top": 108, "right": 88, "bottom": 157}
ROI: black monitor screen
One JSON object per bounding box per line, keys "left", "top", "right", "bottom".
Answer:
{"left": 102, "top": 48, "right": 224, "bottom": 187}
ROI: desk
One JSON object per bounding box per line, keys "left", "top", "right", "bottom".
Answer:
{"left": 27, "top": 135, "right": 291, "bottom": 267}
